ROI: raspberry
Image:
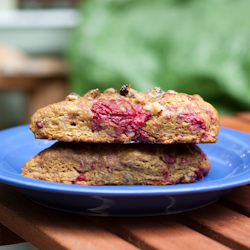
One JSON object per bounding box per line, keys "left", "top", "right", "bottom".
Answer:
{"left": 107, "top": 167, "right": 112, "bottom": 173}
{"left": 163, "top": 153, "right": 176, "bottom": 164}
{"left": 35, "top": 120, "right": 43, "bottom": 128}
{"left": 91, "top": 100, "right": 151, "bottom": 142}
{"left": 162, "top": 170, "right": 169, "bottom": 180}
{"left": 181, "top": 157, "right": 188, "bottom": 164}
{"left": 195, "top": 169, "right": 205, "bottom": 179}
{"left": 76, "top": 174, "right": 86, "bottom": 181}
{"left": 177, "top": 112, "right": 206, "bottom": 131}
{"left": 205, "top": 110, "right": 215, "bottom": 123}
{"left": 149, "top": 170, "right": 168, "bottom": 185}
{"left": 201, "top": 133, "right": 208, "bottom": 140}
{"left": 190, "top": 169, "right": 206, "bottom": 182}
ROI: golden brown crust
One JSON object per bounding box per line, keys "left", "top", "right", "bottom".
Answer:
{"left": 30, "top": 86, "right": 219, "bottom": 144}
{"left": 22, "top": 142, "right": 210, "bottom": 185}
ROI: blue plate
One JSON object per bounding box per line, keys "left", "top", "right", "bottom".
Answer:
{"left": 0, "top": 125, "right": 249, "bottom": 216}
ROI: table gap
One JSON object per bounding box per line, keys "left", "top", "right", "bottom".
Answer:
{"left": 219, "top": 200, "right": 250, "bottom": 218}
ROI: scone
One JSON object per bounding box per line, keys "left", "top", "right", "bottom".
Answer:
{"left": 30, "top": 85, "right": 219, "bottom": 144}
{"left": 22, "top": 142, "right": 210, "bottom": 185}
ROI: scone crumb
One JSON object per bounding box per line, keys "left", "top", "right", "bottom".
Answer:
{"left": 144, "top": 102, "right": 164, "bottom": 115}
{"left": 104, "top": 88, "right": 117, "bottom": 94}
{"left": 66, "top": 92, "right": 80, "bottom": 101}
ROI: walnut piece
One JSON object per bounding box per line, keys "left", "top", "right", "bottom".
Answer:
{"left": 83, "top": 89, "right": 101, "bottom": 99}
{"left": 120, "top": 84, "right": 131, "bottom": 96}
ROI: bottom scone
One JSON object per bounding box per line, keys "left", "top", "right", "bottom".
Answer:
{"left": 22, "top": 143, "right": 210, "bottom": 185}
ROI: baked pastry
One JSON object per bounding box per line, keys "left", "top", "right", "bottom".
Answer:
{"left": 22, "top": 142, "right": 210, "bottom": 185}
{"left": 30, "top": 85, "right": 219, "bottom": 144}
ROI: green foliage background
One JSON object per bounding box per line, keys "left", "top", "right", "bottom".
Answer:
{"left": 68, "top": 0, "right": 250, "bottom": 113}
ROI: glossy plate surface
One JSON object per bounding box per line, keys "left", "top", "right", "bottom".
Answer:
{"left": 0, "top": 125, "right": 249, "bottom": 216}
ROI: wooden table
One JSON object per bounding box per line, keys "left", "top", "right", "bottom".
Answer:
{"left": 0, "top": 45, "right": 68, "bottom": 121}
{"left": 0, "top": 113, "right": 250, "bottom": 250}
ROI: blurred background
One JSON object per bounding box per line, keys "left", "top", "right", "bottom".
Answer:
{"left": 1, "top": 0, "right": 250, "bottom": 130}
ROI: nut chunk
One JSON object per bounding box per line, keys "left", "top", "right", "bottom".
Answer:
{"left": 30, "top": 86, "right": 219, "bottom": 144}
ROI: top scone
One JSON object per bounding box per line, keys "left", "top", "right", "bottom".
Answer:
{"left": 30, "top": 85, "right": 219, "bottom": 144}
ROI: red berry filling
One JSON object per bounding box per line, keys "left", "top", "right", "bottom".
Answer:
{"left": 72, "top": 174, "right": 86, "bottom": 184}
{"left": 149, "top": 170, "right": 169, "bottom": 185}
{"left": 177, "top": 112, "right": 206, "bottom": 131}
{"left": 201, "top": 133, "right": 208, "bottom": 140}
{"left": 205, "top": 109, "right": 215, "bottom": 124}
{"left": 76, "top": 174, "right": 86, "bottom": 181}
{"left": 107, "top": 167, "right": 112, "bottom": 173}
{"left": 91, "top": 100, "right": 151, "bottom": 142}
{"left": 195, "top": 169, "right": 205, "bottom": 179}
{"left": 181, "top": 157, "right": 188, "bottom": 164}
{"left": 35, "top": 120, "right": 43, "bottom": 128}
{"left": 190, "top": 168, "right": 207, "bottom": 182}
{"left": 163, "top": 153, "right": 176, "bottom": 164}
{"left": 162, "top": 170, "right": 169, "bottom": 180}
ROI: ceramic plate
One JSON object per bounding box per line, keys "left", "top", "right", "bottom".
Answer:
{"left": 0, "top": 125, "right": 249, "bottom": 216}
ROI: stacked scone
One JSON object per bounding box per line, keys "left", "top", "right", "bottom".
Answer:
{"left": 22, "top": 85, "right": 219, "bottom": 185}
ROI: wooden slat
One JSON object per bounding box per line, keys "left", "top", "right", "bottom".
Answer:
{"left": 0, "top": 184, "right": 139, "bottom": 250}
{"left": 220, "top": 115, "right": 250, "bottom": 133}
{"left": 236, "top": 112, "right": 250, "bottom": 122}
{"left": 181, "top": 204, "right": 250, "bottom": 250}
{"left": 0, "top": 76, "right": 40, "bottom": 90}
{"left": 0, "top": 224, "right": 24, "bottom": 246}
{"left": 0, "top": 76, "right": 66, "bottom": 91}
{"left": 0, "top": 44, "right": 67, "bottom": 77}
{"left": 27, "top": 79, "right": 68, "bottom": 118}
{"left": 223, "top": 186, "right": 250, "bottom": 216}
{"left": 90, "top": 216, "right": 231, "bottom": 250}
